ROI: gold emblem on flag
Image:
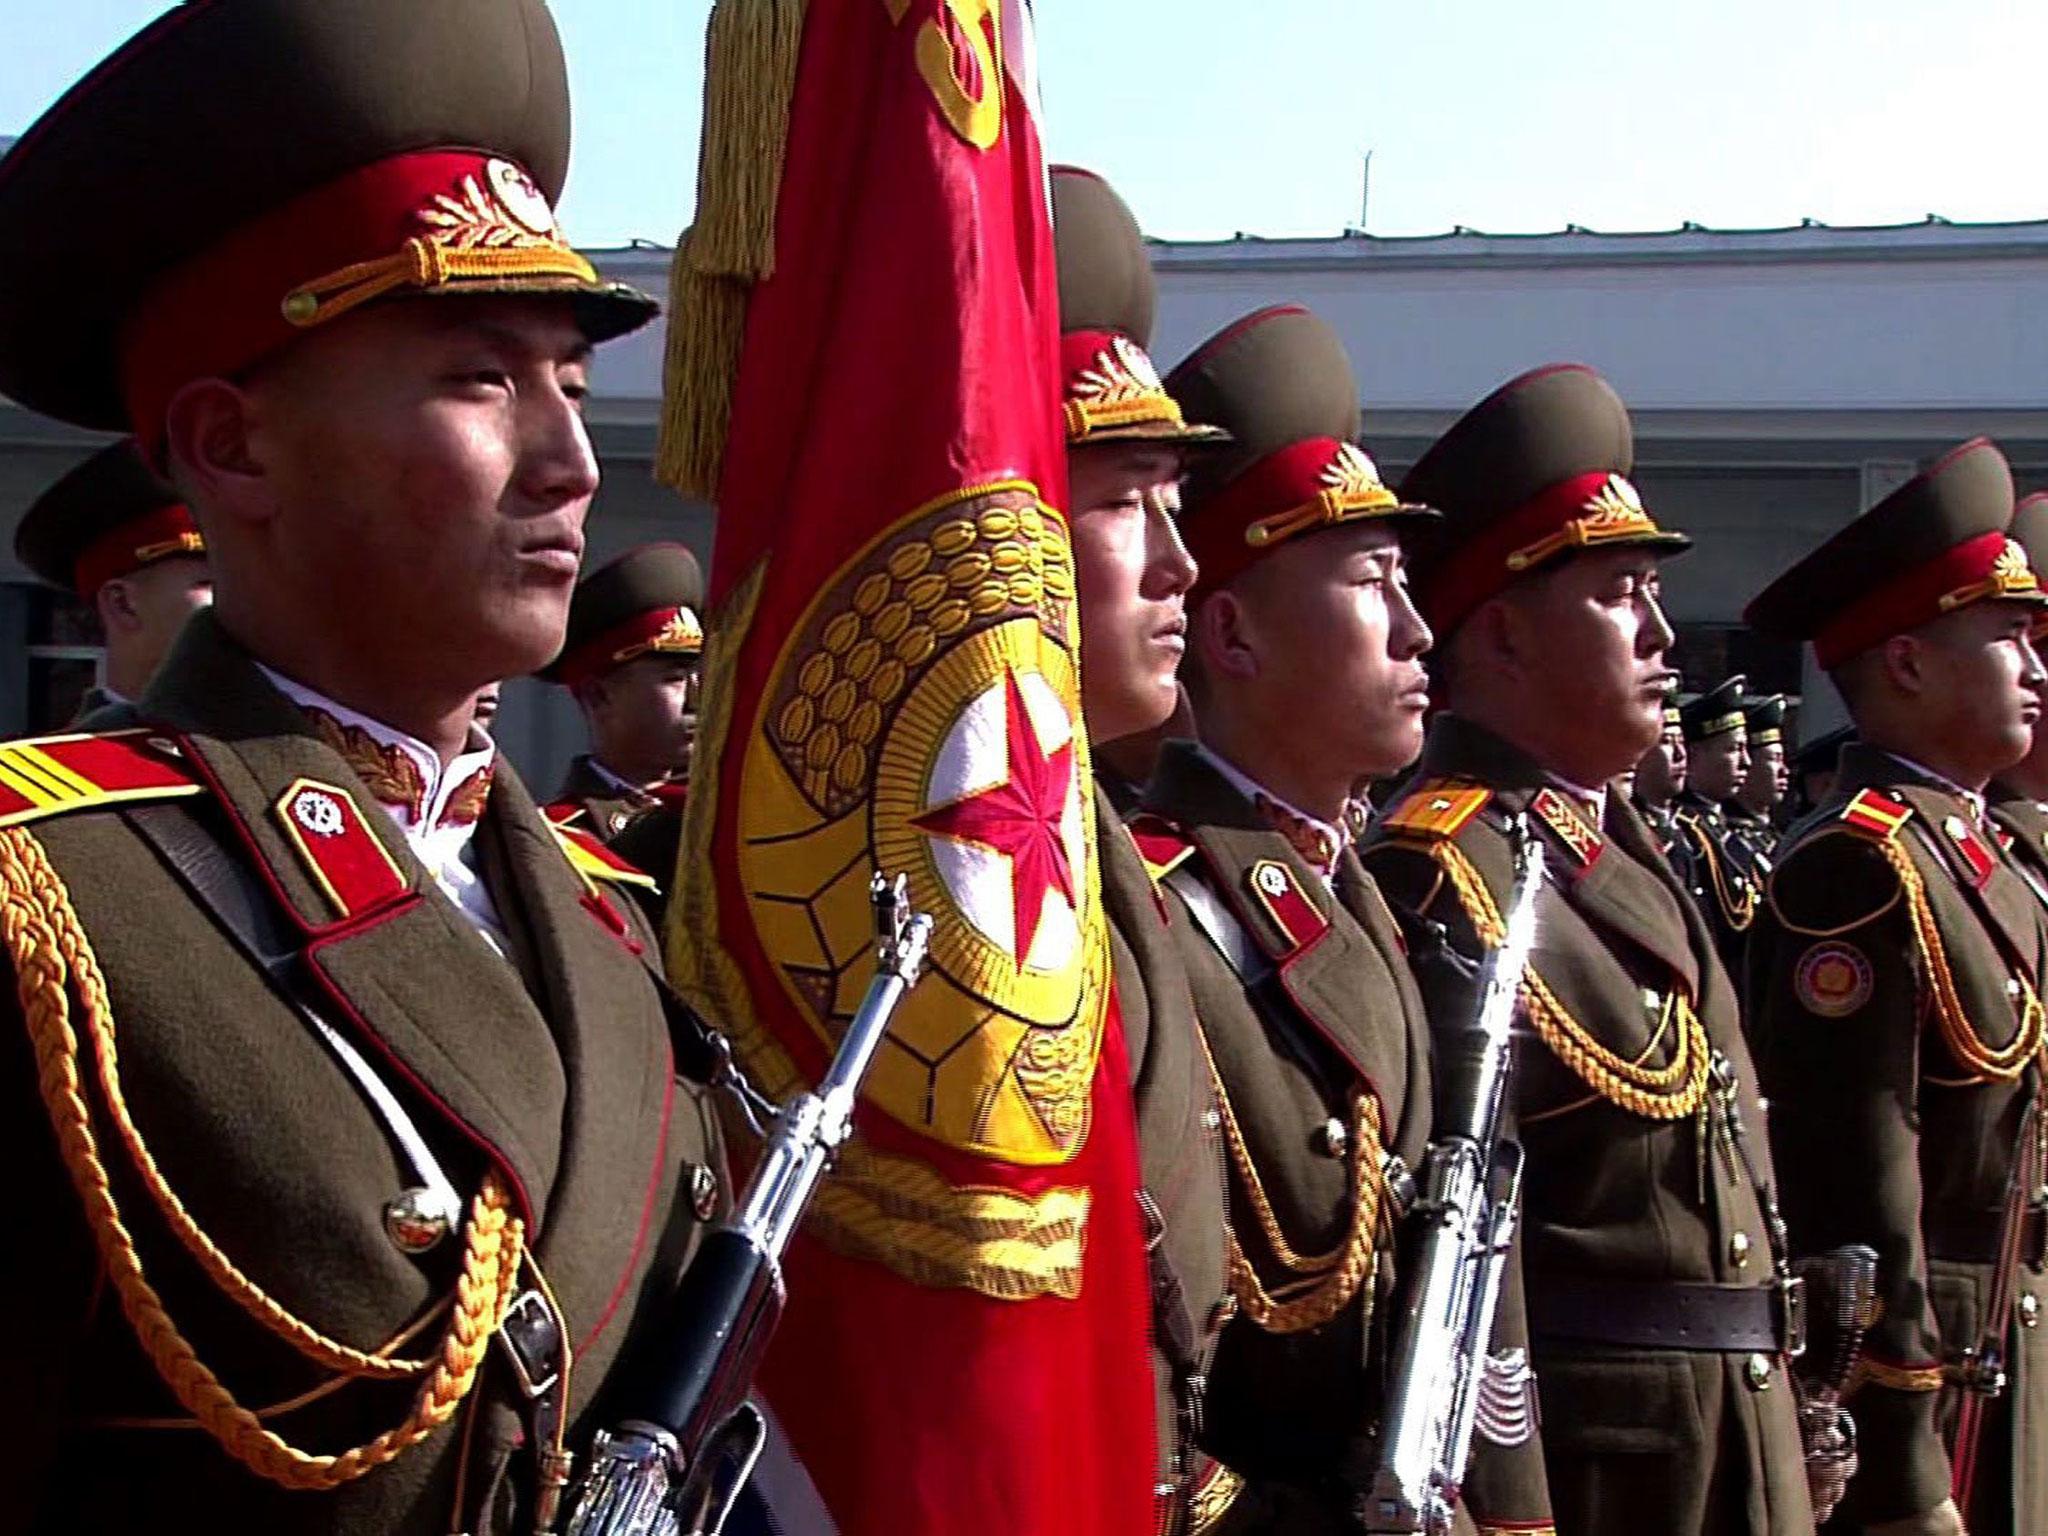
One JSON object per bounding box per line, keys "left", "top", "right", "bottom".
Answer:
{"left": 735, "top": 481, "right": 1108, "bottom": 1165}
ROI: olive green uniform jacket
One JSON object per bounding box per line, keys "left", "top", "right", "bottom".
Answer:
{"left": 1989, "top": 788, "right": 2048, "bottom": 906}
{"left": 1096, "top": 779, "right": 1239, "bottom": 1532}
{"left": 1753, "top": 746, "right": 2048, "bottom": 1534}
{"left": 1, "top": 616, "right": 727, "bottom": 1535}
{"left": 1141, "top": 742, "right": 1546, "bottom": 1536}
{"left": 544, "top": 755, "right": 654, "bottom": 842}
{"left": 1361, "top": 716, "right": 1812, "bottom": 1536}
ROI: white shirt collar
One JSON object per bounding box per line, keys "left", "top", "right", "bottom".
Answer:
{"left": 1195, "top": 744, "right": 1349, "bottom": 883}
{"left": 258, "top": 666, "right": 508, "bottom": 955}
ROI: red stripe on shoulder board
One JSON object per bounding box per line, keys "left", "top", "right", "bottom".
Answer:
{"left": 1840, "top": 788, "right": 1910, "bottom": 839}
{"left": 34, "top": 729, "right": 197, "bottom": 792}
{"left": 551, "top": 821, "right": 658, "bottom": 885}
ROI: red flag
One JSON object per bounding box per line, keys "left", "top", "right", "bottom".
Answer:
{"left": 661, "top": 3, "right": 1155, "bottom": 1533}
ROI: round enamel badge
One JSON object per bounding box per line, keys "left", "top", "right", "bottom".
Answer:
{"left": 292, "top": 788, "right": 345, "bottom": 839}
{"left": 1794, "top": 941, "right": 1874, "bottom": 1018}
{"left": 484, "top": 157, "right": 558, "bottom": 236}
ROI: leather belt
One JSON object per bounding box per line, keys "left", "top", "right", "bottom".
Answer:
{"left": 1926, "top": 1204, "right": 2048, "bottom": 1269}
{"left": 1528, "top": 1277, "right": 1787, "bottom": 1353}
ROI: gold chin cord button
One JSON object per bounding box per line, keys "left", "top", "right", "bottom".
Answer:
{"left": 1745, "top": 1352, "right": 1774, "bottom": 1391}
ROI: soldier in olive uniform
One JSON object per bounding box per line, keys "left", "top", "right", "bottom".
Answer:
{"left": 15, "top": 440, "right": 214, "bottom": 719}
{"left": 1139, "top": 303, "right": 1551, "bottom": 1534}
{"left": 1989, "top": 493, "right": 2048, "bottom": 903}
{"left": 1358, "top": 364, "right": 1814, "bottom": 1536}
{"left": 1051, "top": 165, "right": 1239, "bottom": 1536}
{"left": 540, "top": 542, "right": 705, "bottom": 839}
{"left": 0, "top": 6, "right": 731, "bottom": 1531}
{"left": 1749, "top": 441, "right": 2048, "bottom": 1536}
{"left": 1632, "top": 698, "right": 1690, "bottom": 864}
{"left": 1673, "top": 676, "right": 1764, "bottom": 979}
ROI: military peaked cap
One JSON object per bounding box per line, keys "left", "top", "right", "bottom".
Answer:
{"left": 544, "top": 543, "right": 706, "bottom": 689}
{"left": 0, "top": 0, "right": 655, "bottom": 448}
{"left": 1742, "top": 693, "right": 1787, "bottom": 747}
{"left": 1054, "top": 167, "right": 1224, "bottom": 451}
{"left": 1401, "top": 364, "right": 1690, "bottom": 634}
{"left": 1745, "top": 439, "right": 2044, "bottom": 669}
{"left": 16, "top": 441, "right": 204, "bottom": 599}
{"left": 1681, "top": 676, "right": 1749, "bottom": 743}
{"left": 1166, "top": 304, "right": 1431, "bottom": 596}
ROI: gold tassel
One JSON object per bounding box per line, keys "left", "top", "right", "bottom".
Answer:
{"left": 656, "top": 0, "right": 810, "bottom": 498}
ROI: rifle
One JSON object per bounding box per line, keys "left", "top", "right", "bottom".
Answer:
{"left": 561, "top": 873, "right": 935, "bottom": 1536}
{"left": 1951, "top": 1089, "right": 2047, "bottom": 1517}
{"left": 1363, "top": 821, "right": 1545, "bottom": 1535}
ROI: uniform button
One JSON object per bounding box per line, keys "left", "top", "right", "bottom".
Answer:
{"left": 384, "top": 1185, "right": 457, "bottom": 1254}
{"left": 1203, "top": 1107, "right": 1222, "bottom": 1134}
{"left": 1745, "top": 1352, "right": 1774, "bottom": 1391}
{"left": 1729, "top": 1231, "right": 1752, "bottom": 1269}
{"left": 609, "top": 811, "right": 630, "bottom": 835}
{"left": 1315, "top": 1117, "right": 1349, "bottom": 1160}
{"left": 2021, "top": 1293, "right": 2041, "bottom": 1329}
{"left": 687, "top": 1162, "right": 720, "bottom": 1221}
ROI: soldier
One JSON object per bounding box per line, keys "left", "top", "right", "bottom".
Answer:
{"left": 0, "top": 5, "right": 730, "bottom": 1531}
{"left": 1358, "top": 364, "right": 1813, "bottom": 1536}
{"left": 1050, "top": 165, "right": 1238, "bottom": 1536}
{"left": 1632, "top": 697, "right": 1690, "bottom": 862}
{"left": 1138, "top": 303, "right": 1550, "bottom": 1534}
{"left": 539, "top": 542, "right": 705, "bottom": 838}
{"left": 1748, "top": 440, "right": 2048, "bottom": 1536}
{"left": 1787, "top": 723, "right": 1855, "bottom": 825}
{"left": 1727, "top": 690, "right": 1789, "bottom": 867}
{"left": 1989, "top": 493, "right": 2048, "bottom": 902}
{"left": 1674, "top": 676, "right": 1763, "bottom": 978}
{"left": 14, "top": 439, "right": 213, "bottom": 719}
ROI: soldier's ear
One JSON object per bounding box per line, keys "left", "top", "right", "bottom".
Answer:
{"left": 95, "top": 577, "right": 144, "bottom": 638}
{"left": 1875, "top": 632, "right": 1927, "bottom": 699}
{"left": 1194, "top": 588, "right": 1259, "bottom": 681}
{"left": 162, "top": 376, "right": 272, "bottom": 530}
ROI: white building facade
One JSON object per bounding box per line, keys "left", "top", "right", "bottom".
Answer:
{"left": 3, "top": 218, "right": 2044, "bottom": 782}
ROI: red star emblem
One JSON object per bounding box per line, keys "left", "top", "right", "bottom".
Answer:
{"left": 914, "top": 668, "right": 1078, "bottom": 967}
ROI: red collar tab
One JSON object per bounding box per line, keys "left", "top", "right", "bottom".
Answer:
{"left": 1530, "top": 787, "right": 1605, "bottom": 873}
{"left": 271, "top": 777, "right": 410, "bottom": 922}
{"left": 1422, "top": 470, "right": 1665, "bottom": 633}
{"left": 122, "top": 150, "right": 592, "bottom": 455}
{"left": 1940, "top": 812, "right": 1997, "bottom": 890}
{"left": 1060, "top": 329, "right": 1185, "bottom": 443}
{"left": 1813, "top": 532, "right": 2040, "bottom": 670}
{"left": 1840, "top": 788, "right": 1912, "bottom": 841}
{"left": 1244, "top": 857, "right": 1329, "bottom": 956}
{"left": 1188, "top": 437, "right": 1403, "bottom": 595}
{"left": 72, "top": 502, "right": 204, "bottom": 598}
{"left": 552, "top": 603, "right": 705, "bottom": 690}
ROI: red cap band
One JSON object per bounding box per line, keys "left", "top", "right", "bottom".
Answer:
{"left": 1421, "top": 470, "right": 1662, "bottom": 633}
{"left": 1187, "top": 437, "right": 1400, "bottom": 595}
{"left": 1061, "top": 329, "right": 1185, "bottom": 442}
{"left": 120, "top": 150, "right": 592, "bottom": 455}
{"left": 72, "top": 502, "right": 204, "bottom": 598}
{"left": 1813, "top": 530, "right": 2037, "bottom": 669}
{"left": 553, "top": 604, "right": 705, "bottom": 690}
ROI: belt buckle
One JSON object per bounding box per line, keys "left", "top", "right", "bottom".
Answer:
{"left": 497, "top": 1287, "right": 563, "bottom": 1399}
{"left": 1776, "top": 1273, "right": 1807, "bottom": 1360}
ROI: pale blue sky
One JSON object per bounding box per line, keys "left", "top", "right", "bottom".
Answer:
{"left": 9, "top": 2, "right": 2048, "bottom": 244}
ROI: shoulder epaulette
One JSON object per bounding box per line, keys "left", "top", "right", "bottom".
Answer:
{"left": 1840, "top": 788, "right": 1912, "bottom": 842}
{"left": 1382, "top": 779, "right": 1491, "bottom": 840}
{"left": 0, "top": 728, "right": 201, "bottom": 829}
{"left": 1125, "top": 813, "right": 1195, "bottom": 886}
{"left": 549, "top": 820, "right": 658, "bottom": 889}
